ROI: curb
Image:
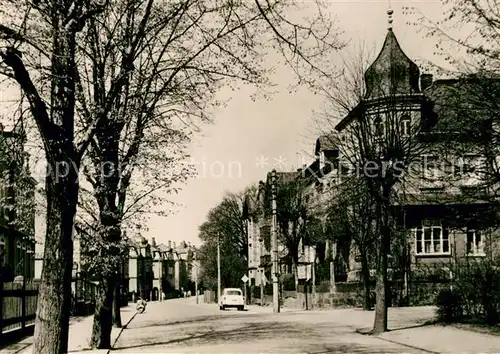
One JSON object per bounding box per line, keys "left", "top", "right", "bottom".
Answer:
{"left": 354, "top": 327, "right": 439, "bottom": 354}
{"left": 106, "top": 311, "right": 138, "bottom": 354}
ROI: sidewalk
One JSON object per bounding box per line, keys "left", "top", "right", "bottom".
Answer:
{"left": 378, "top": 322, "right": 500, "bottom": 354}
{"left": 1, "top": 304, "right": 137, "bottom": 354}
{"left": 351, "top": 306, "right": 500, "bottom": 354}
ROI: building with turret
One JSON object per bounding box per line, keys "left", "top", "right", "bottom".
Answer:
{"left": 302, "top": 9, "right": 500, "bottom": 282}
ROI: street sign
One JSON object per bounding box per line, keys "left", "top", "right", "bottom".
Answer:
{"left": 272, "top": 275, "right": 278, "bottom": 282}
{"left": 306, "top": 264, "right": 312, "bottom": 281}
{"left": 241, "top": 275, "right": 249, "bottom": 283}
{"left": 297, "top": 265, "right": 306, "bottom": 279}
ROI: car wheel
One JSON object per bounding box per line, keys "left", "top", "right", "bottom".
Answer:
{"left": 222, "top": 305, "right": 226, "bottom": 311}
{"left": 237, "top": 306, "right": 243, "bottom": 311}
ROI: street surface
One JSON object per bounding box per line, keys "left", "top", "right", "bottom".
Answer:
{"left": 4, "top": 298, "right": 500, "bottom": 353}
{"left": 113, "top": 298, "right": 435, "bottom": 353}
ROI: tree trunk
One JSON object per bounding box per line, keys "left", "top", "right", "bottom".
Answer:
{"left": 91, "top": 276, "right": 114, "bottom": 349}
{"left": 90, "top": 123, "right": 124, "bottom": 348}
{"left": 372, "top": 188, "right": 391, "bottom": 334}
{"left": 30, "top": 7, "right": 80, "bottom": 354}
{"left": 33, "top": 161, "right": 79, "bottom": 354}
{"left": 360, "top": 250, "right": 371, "bottom": 311}
{"left": 113, "top": 271, "right": 122, "bottom": 328}
{"left": 292, "top": 258, "right": 298, "bottom": 290}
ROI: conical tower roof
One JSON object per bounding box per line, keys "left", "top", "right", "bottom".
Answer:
{"left": 364, "top": 28, "right": 420, "bottom": 100}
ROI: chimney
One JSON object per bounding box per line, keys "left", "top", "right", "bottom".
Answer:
{"left": 173, "top": 241, "right": 176, "bottom": 249}
{"left": 151, "top": 237, "right": 156, "bottom": 247}
{"left": 421, "top": 74, "right": 433, "bottom": 91}
{"left": 168, "top": 240, "right": 172, "bottom": 249}
{"left": 188, "top": 241, "right": 191, "bottom": 247}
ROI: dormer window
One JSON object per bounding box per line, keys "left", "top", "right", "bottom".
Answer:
{"left": 401, "top": 115, "right": 411, "bottom": 137}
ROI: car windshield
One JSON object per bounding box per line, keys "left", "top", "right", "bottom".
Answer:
{"left": 226, "top": 290, "right": 241, "bottom": 295}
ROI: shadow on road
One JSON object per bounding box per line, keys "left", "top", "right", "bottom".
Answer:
{"left": 113, "top": 319, "right": 423, "bottom": 353}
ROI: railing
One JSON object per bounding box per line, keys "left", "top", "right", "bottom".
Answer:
{"left": 0, "top": 274, "right": 101, "bottom": 343}
{"left": 0, "top": 280, "right": 38, "bottom": 338}
{"left": 72, "top": 275, "right": 98, "bottom": 316}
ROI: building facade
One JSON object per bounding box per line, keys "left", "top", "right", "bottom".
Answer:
{"left": 303, "top": 20, "right": 500, "bottom": 280}
{"left": 0, "top": 123, "right": 36, "bottom": 282}
{"left": 245, "top": 19, "right": 499, "bottom": 292}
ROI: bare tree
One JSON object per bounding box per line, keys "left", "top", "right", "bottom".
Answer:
{"left": 1, "top": 0, "right": 343, "bottom": 350}
{"left": 406, "top": 1, "right": 500, "bottom": 212}
{"left": 198, "top": 188, "right": 253, "bottom": 290}
{"left": 0, "top": 2, "right": 112, "bottom": 353}
{"left": 315, "top": 28, "right": 434, "bottom": 333}
{"left": 261, "top": 173, "right": 324, "bottom": 288}
{"left": 326, "top": 177, "right": 377, "bottom": 310}
{"left": 75, "top": 0, "right": 344, "bottom": 348}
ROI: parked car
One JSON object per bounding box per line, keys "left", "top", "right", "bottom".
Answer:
{"left": 220, "top": 288, "right": 245, "bottom": 311}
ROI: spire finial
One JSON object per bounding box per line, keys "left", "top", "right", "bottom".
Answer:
{"left": 387, "top": 2, "right": 394, "bottom": 30}
{"left": 387, "top": 9, "right": 394, "bottom": 29}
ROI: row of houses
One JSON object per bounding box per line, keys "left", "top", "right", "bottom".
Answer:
{"left": 34, "top": 230, "right": 197, "bottom": 302}
{"left": 244, "top": 16, "right": 500, "bottom": 294}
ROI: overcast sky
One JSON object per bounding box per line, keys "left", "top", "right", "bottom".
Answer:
{"left": 0, "top": 0, "right": 447, "bottom": 248}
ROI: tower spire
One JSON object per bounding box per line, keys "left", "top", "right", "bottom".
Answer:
{"left": 387, "top": 2, "right": 394, "bottom": 30}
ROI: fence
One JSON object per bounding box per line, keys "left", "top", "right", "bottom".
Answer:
{"left": 0, "top": 275, "right": 103, "bottom": 344}
{"left": 248, "top": 279, "right": 449, "bottom": 309}
{"left": 203, "top": 289, "right": 217, "bottom": 303}
{"left": 72, "top": 275, "right": 98, "bottom": 316}
{"left": 0, "top": 280, "right": 38, "bottom": 339}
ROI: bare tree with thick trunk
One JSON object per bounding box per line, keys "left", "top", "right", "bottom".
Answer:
{"left": 0, "top": 1, "right": 110, "bottom": 353}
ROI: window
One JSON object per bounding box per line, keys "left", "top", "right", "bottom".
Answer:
{"left": 374, "top": 116, "right": 384, "bottom": 137}
{"left": 225, "top": 290, "right": 242, "bottom": 296}
{"left": 414, "top": 220, "right": 450, "bottom": 255}
{"left": 0, "top": 235, "right": 5, "bottom": 266}
{"left": 422, "top": 155, "right": 445, "bottom": 183}
{"left": 401, "top": 115, "right": 411, "bottom": 136}
{"left": 466, "top": 229, "right": 484, "bottom": 256}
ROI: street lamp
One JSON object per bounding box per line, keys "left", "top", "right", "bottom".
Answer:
{"left": 271, "top": 169, "right": 280, "bottom": 313}
{"left": 217, "top": 233, "right": 221, "bottom": 306}
{"left": 194, "top": 251, "right": 199, "bottom": 304}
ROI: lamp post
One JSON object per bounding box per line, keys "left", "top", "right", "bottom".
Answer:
{"left": 217, "top": 234, "right": 221, "bottom": 305}
{"left": 271, "top": 169, "right": 280, "bottom": 313}
{"left": 194, "top": 251, "right": 199, "bottom": 304}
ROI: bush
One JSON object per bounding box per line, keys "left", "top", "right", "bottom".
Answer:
{"left": 282, "top": 274, "right": 296, "bottom": 291}
{"left": 453, "top": 261, "right": 500, "bottom": 325}
{"left": 436, "top": 288, "right": 463, "bottom": 323}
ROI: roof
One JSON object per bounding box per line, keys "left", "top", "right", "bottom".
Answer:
{"left": 314, "top": 134, "right": 339, "bottom": 155}
{"left": 364, "top": 29, "right": 420, "bottom": 100}
{"left": 265, "top": 171, "right": 299, "bottom": 186}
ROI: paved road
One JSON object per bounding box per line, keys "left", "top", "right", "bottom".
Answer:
{"left": 113, "top": 298, "right": 433, "bottom": 353}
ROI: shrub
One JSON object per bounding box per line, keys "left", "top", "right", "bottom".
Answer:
{"left": 453, "top": 260, "right": 500, "bottom": 325}
{"left": 436, "top": 288, "right": 463, "bottom": 323}
{"left": 282, "top": 274, "right": 296, "bottom": 291}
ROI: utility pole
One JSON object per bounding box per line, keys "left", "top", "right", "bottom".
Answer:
{"left": 271, "top": 169, "right": 280, "bottom": 313}
{"left": 217, "top": 234, "right": 221, "bottom": 305}
{"left": 194, "top": 251, "right": 199, "bottom": 304}
{"left": 159, "top": 257, "right": 163, "bottom": 302}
